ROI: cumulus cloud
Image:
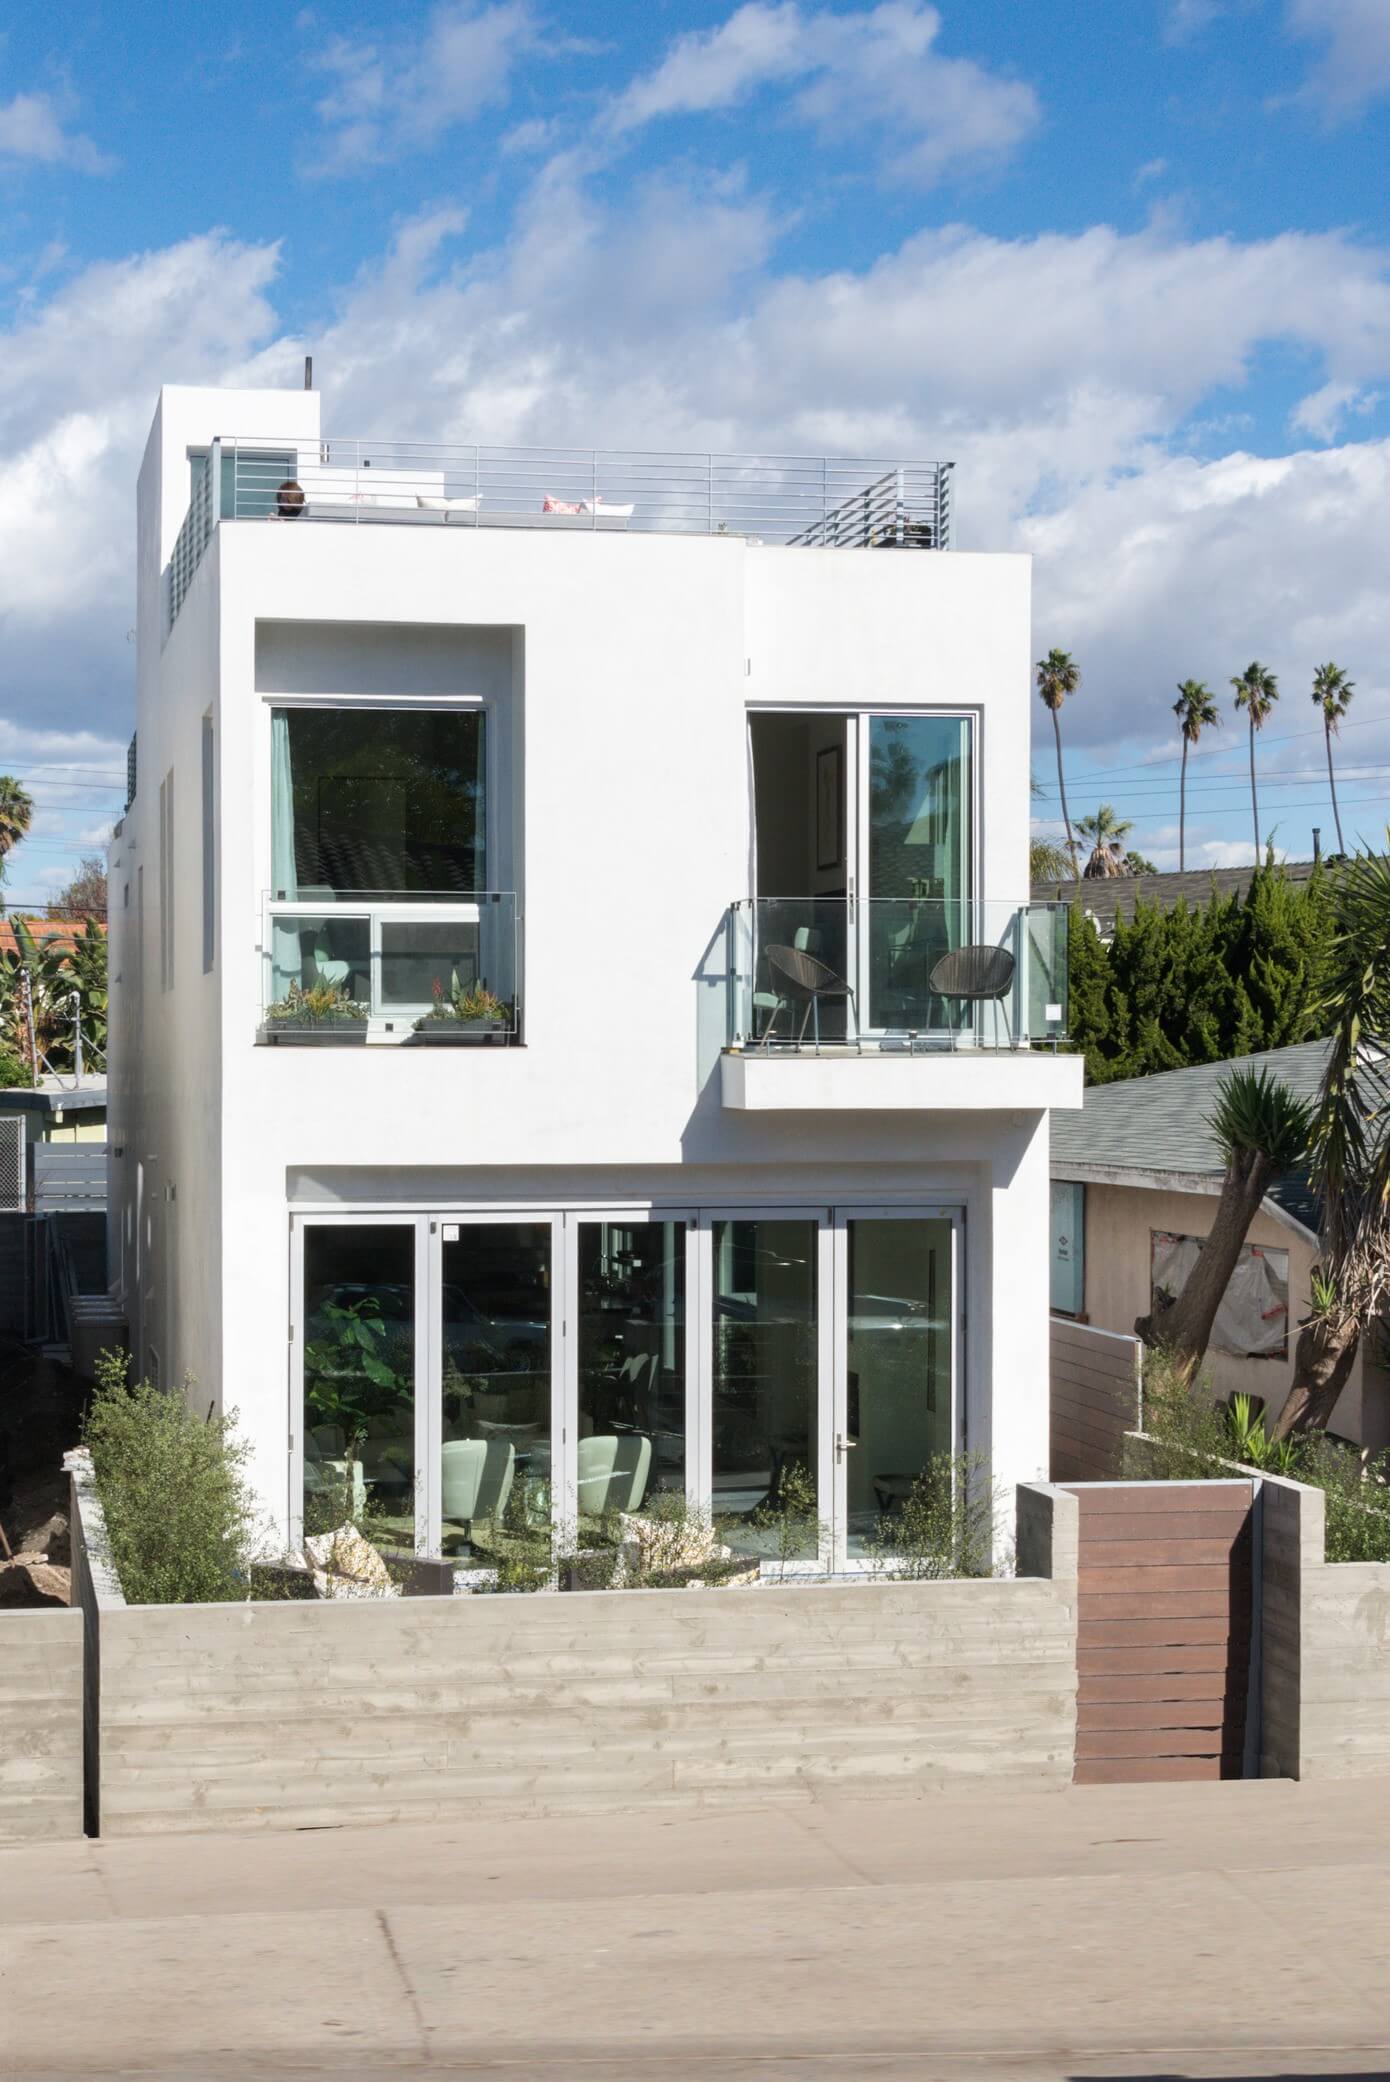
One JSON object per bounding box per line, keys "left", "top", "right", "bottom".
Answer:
{"left": 0, "top": 89, "right": 113, "bottom": 173}
{"left": 1287, "top": 0, "right": 1390, "bottom": 114}
{"left": 306, "top": 1, "right": 538, "bottom": 173}
{"left": 607, "top": 1, "right": 1039, "bottom": 184}
{"left": 3, "top": 173, "right": 1390, "bottom": 868}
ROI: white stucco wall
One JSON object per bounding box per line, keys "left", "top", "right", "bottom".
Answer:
{"left": 113, "top": 384, "right": 1064, "bottom": 1540}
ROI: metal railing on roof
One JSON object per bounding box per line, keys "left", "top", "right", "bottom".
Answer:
{"left": 164, "top": 438, "right": 955, "bottom": 633}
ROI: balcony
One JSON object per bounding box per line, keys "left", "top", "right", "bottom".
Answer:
{"left": 259, "top": 893, "right": 519, "bottom": 1046}
{"left": 720, "top": 898, "right": 1082, "bottom": 1113}
{"left": 167, "top": 439, "right": 955, "bottom": 632}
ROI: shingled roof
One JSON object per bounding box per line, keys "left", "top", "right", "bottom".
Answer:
{"left": 1051, "top": 1038, "right": 1330, "bottom": 1238}
{"left": 1031, "top": 859, "right": 1323, "bottom": 938}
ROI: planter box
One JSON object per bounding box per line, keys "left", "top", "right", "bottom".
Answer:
{"left": 409, "top": 1022, "right": 513, "bottom": 1045}
{"left": 260, "top": 1025, "right": 369, "bottom": 1046}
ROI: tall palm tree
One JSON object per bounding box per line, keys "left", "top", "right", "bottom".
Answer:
{"left": 1311, "top": 661, "right": 1355, "bottom": 856}
{"left": 1172, "top": 680, "right": 1219, "bottom": 874}
{"left": 1076, "top": 803, "right": 1132, "bottom": 878}
{"left": 1035, "top": 649, "right": 1081, "bottom": 881}
{"left": 1230, "top": 662, "right": 1278, "bottom": 857}
{"left": 0, "top": 776, "right": 33, "bottom": 899}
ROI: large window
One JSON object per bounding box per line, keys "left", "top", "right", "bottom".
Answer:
{"left": 272, "top": 706, "right": 485, "bottom": 901}
{"left": 711, "top": 1218, "right": 819, "bottom": 1557}
{"left": 577, "top": 1222, "right": 685, "bottom": 1526}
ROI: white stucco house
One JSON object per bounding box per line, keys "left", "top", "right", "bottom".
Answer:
{"left": 107, "top": 382, "right": 1081, "bottom": 1567}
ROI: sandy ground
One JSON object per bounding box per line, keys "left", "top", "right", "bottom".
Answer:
{"left": 5, "top": 1775, "right": 1390, "bottom": 2079}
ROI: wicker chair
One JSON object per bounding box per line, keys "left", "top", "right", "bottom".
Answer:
{"left": 927, "top": 944, "right": 1017, "bottom": 1046}
{"left": 762, "top": 944, "right": 861, "bottom": 1054}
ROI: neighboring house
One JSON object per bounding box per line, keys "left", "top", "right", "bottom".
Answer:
{"left": 1031, "top": 860, "right": 1323, "bottom": 943}
{"left": 1050, "top": 1040, "right": 1390, "bottom": 1453}
{"left": 0, "top": 1077, "right": 108, "bottom": 1345}
{"left": 107, "top": 383, "right": 1081, "bottom": 1566}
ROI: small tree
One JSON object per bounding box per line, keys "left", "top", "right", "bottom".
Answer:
{"left": 1135, "top": 1066, "right": 1312, "bottom": 1380}
{"left": 83, "top": 1350, "right": 256, "bottom": 1604}
{"left": 52, "top": 855, "right": 107, "bottom": 921}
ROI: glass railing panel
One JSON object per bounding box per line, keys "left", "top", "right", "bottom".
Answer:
{"left": 724, "top": 898, "right": 1069, "bottom": 1051}
{"left": 261, "top": 893, "right": 519, "bottom": 1041}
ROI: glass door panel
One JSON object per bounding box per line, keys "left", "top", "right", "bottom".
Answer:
{"left": 439, "top": 1223, "right": 552, "bottom": 1558}
{"left": 864, "top": 715, "right": 972, "bottom": 1033}
{"left": 710, "top": 1218, "right": 820, "bottom": 1558}
{"left": 841, "top": 1215, "right": 955, "bottom": 1559}
{"left": 576, "top": 1221, "right": 686, "bottom": 1535}
{"left": 301, "top": 1223, "right": 417, "bottom": 1545}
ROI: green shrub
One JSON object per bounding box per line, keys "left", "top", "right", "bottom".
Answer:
{"left": 83, "top": 1349, "right": 256, "bottom": 1604}
{"left": 1128, "top": 1352, "right": 1390, "bottom": 1560}
{"left": 0, "top": 1048, "right": 29, "bottom": 1089}
{"left": 865, "top": 1452, "right": 997, "bottom": 1579}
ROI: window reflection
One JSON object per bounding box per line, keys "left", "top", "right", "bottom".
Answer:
{"left": 577, "top": 1223, "right": 683, "bottom": 1532}
{"left": 711, "top": 1219, "right": 819, "bottom": 1558}
{"left": 440, "top": 1224, "right": 551, "bottom": 1559}
{"left": 302, "top": 1226, "right": 415, "bottom": 1546}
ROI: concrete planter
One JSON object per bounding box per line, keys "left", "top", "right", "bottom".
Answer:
{"left": 259, "top": 1024, "right": 368, "bottom": 1045}
{"left": 409, "top": 1021, "right": 513, "bottom": 1044}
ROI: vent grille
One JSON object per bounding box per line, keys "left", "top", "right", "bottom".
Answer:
{"left": 0, "top": 1117, "right": 27, "bottom": 1213}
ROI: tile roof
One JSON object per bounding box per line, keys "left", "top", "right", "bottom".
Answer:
{"left": 1031, "top": 859, "right": 1324, "bottom": 936}
{"left": 1051, "top": 1038, "right": 1331, "bottom": 1237}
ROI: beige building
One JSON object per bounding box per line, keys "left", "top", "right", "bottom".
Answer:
{"left": 1050, "top": 1041, "right": 1390, "bottom": 1455}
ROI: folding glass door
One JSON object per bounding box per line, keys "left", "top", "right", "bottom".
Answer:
{"left": 291, "top": 1206, "right": 960, "bottom": 1568}
{"left": 831, "top": 1210, "right": 960, "bottom": 1563}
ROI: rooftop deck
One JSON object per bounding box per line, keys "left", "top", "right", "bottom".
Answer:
{"left": 166, "top": 438, "right": 955, "bottom": 632}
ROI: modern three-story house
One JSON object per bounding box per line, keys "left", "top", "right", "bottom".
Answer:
{"left": 107, "top": 381, "right": 1082, "bottom": 1570}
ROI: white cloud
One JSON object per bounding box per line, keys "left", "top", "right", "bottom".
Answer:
{"left": 307, "top": 1, "right": 536, "bottom": 173}
{"left": 607, "top": 1, "right": 1040, "bottom": 185}
{"left": 0, "top": 90, "right": 113, "bottom": 174}
{"left": 1287, "top": 0, "right": 1390, "bottom": 113}
{"left": 1134, "top": 158, "right": 1168, "bottom": 186}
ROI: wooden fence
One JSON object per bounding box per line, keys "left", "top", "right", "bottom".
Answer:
{"left": 1051, "top": 1318, "right": 1143, "bottom": 1482}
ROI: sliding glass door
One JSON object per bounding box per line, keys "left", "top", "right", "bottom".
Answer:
{"left": 861, "top": 715, "right": 973, "bottom": 1035}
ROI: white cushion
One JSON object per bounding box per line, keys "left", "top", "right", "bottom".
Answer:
{"left": 417, "top": 494, "right": 480, "bottom": 512}
{"left": 583, "top": 499, "right": 635, "bottom": 518}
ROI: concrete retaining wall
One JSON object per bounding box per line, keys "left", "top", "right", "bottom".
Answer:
{"left": 1261, "top": 1475, "right": 1390, "bottom": 1781}
{"left": 0, "top": 1608, "right": 83, "bottom": 1842}
{"left": 76, "top": 1480, "right": 1079, "bottom": 1838}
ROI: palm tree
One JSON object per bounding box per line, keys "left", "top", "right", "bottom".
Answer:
{"left": 1230, "top": 662, "right": 1278, "bottom": 856}
{"left": 1172, "top": 680, "right": 1219, "bottom": 874}
{"left": 1136, "top": 1066, "right": 1313, "bottom": 1382}
{"left": 1311, "top": 661, "right": 1355, "bottom": 856}
{"left": 1029, "top": 774, "right": 1071, "bottom": 883}
{"left": 1076, "top": 803, "right": 1133, "bottom": 878}
{"left": 0, "top": 777, "right": 33, "bottom": 899}
{"left": 1035, "top": 649, "right": 1081, "bottom": 881}
{"left": 1270, "top": 845, "right": 1390, "bottom": 1437}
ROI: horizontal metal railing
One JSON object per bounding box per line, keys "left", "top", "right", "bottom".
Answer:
{"left": 725, "top": 898, "right": 1069, "bottom": 1052}
{"left": 166, "top": 438, "right": 954, "bottom": 631}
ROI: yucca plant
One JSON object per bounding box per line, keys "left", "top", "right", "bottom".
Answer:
{"left": 1137, "top": 1064, "right": 1312, "bottom": 1381}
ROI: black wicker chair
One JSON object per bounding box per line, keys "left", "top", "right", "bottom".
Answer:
{"left": 927, "top": 944, "right": 1017, "bottom": 1047}
{"left": 763, "top": 944, "right": 861, "bottom": 1054}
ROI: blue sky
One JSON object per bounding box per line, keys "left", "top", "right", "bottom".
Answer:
{"left": 2, "top": 0, "right": 1389, "bottom": 894}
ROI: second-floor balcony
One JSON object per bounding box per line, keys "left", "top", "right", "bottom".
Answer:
{"left": 168, "top": 438, "right": 955, "bottom": 632}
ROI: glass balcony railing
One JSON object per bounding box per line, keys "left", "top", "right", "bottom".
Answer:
{"left": 259, "top": 893, "right": 519, "bottom": 1043}
{"left": 724, "top": 899, "right": 1069, "bottom": 1052}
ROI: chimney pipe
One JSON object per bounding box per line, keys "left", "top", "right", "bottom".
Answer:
{"left": 304, "top": 355, "right": 313, "bottom": 390}
{"left": 1312, "top": 827, "right": 1322, "bottom": 862}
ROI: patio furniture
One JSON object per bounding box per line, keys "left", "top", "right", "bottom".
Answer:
{"left": 927, "top": 944, "right": 1017, "bottom": 1047}
{"left": 441, "top": 1437, "right": 515, "bottom": 1540}
{"left": 762, "top": 944, "right": 861, "bottom": 1054}
{"left": 753, "top": 924, "right": 821, "bottom": 1040}
{"left": 576, "top": 1433, "right": 652, "bottom": 1517}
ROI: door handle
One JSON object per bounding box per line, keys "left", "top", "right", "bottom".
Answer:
{"left": 835, "top": 1433, "right": 858, "bottom": 1462}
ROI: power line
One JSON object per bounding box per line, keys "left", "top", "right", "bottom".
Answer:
{"left": 1043, "top": 706, "right": 1390, "bottom": 784}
